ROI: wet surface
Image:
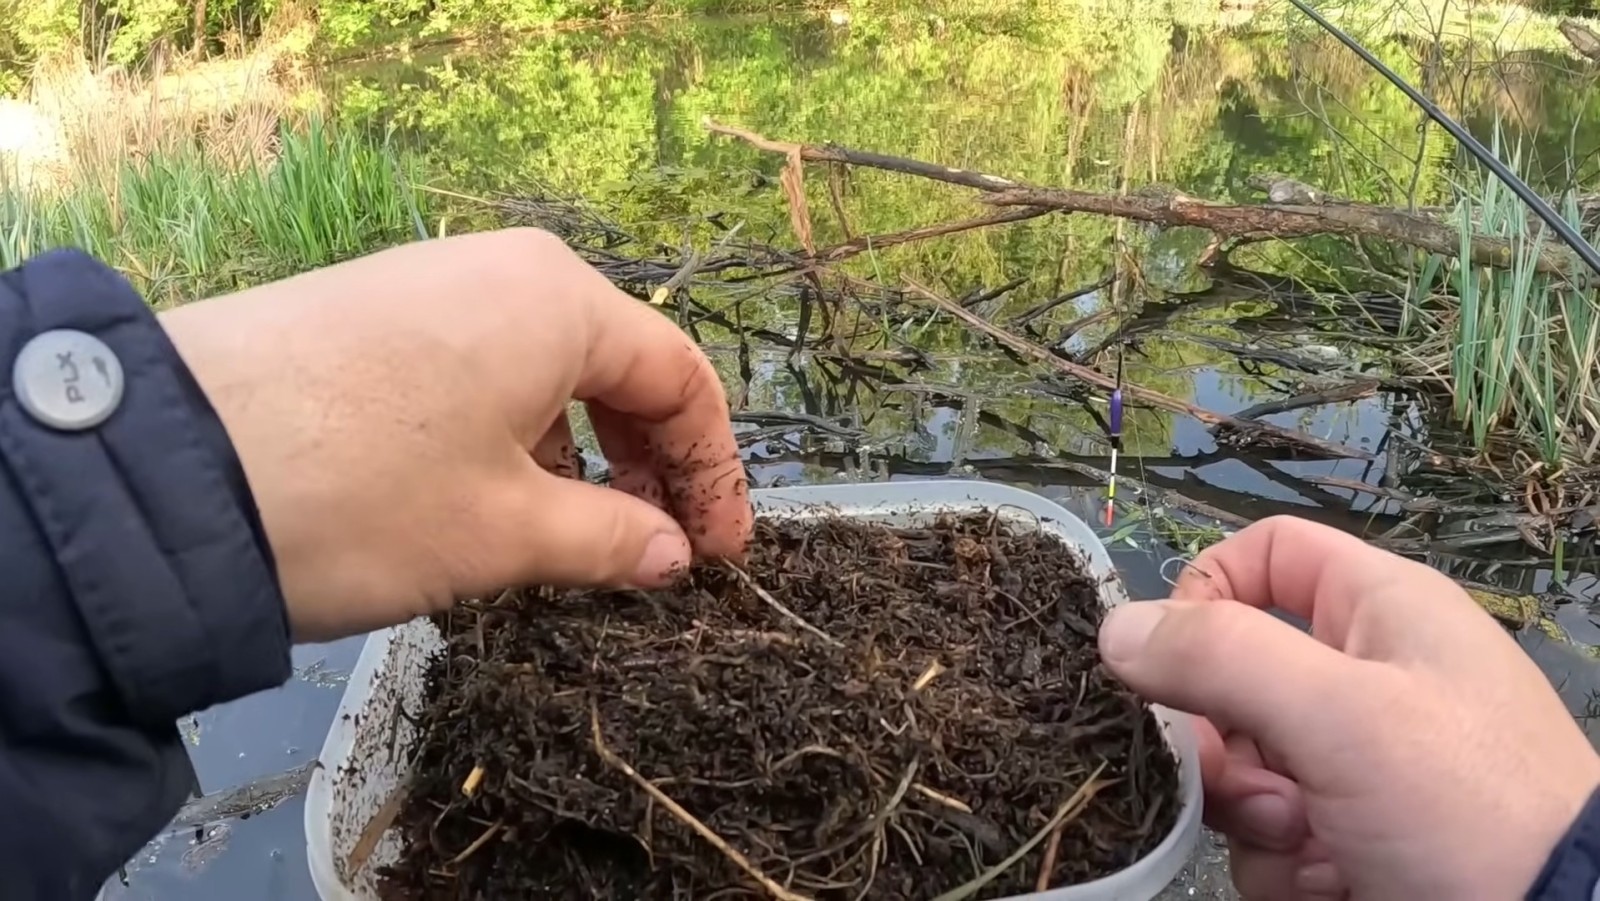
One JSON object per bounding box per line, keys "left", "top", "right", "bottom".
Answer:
{"left": 102, "top": 640, "right": 364, "bottom": 901}
{"left": 105, "top": 9, "right": 1600, "bottom": 900}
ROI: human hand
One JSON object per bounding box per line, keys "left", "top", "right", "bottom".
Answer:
{"left": 158, "top": 228, "right": 753, "bottom": 642}
{"left": 1098, "top": 516, "right": 1600, "bottom": 900}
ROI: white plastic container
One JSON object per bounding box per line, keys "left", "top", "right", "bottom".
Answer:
{"left": 305, "top": 479, "right": 1203, "bottom": 901}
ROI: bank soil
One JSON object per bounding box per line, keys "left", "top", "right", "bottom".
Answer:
{"left": 378, "top": 511, "right": 1182, "bottom": 900}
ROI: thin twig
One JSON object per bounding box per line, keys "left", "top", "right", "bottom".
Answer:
{"left": 590, "top": 704, "right": 813, "bottom": 901}
{"left": 930, "top": 762, "right": 1112, "bottom": 901}
{"left": 792, "top": 760, "right": 920, "bottom": 868}
{"left": 726, "top": 563, "right": 844, "bottom": 647}
{"left": 448, "top": 821, "right": 503, "bottom": 865}
{"left": 649, "top": 247, "right": 704, "bottom": 305}
{"left": 1011, "top": 275, "right": 1114, "bottom": 327}
{"left": 165, "top": 760, "right": 316, "bottom": 833}
{"left": 911, "top": 783, "right": 973, "bottom": 814}
{"left": 814, "top": 209, "right": 1052, "bottom": 265}
{"left": 912, "top": 660, "right": 945, "bottom": 692}
{"left": 1232, "top": 378, "right": 1386, "bottom": 420}
{"left": 347, "top": 781, "right": 410, "bottom": 875}
{"left": 1035, "top": 820, "right": 1065, "bottom": 892}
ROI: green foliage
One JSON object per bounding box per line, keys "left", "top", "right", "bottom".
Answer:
{"left": 0, "top": 0, "right": 77, "bottom": 95}
{"left": 6, "top": 0, "right": 1598, "bottom": 100}
{"left": 1, "top": 117, "right": 429, "bottom": 302}
{"left": 2, "top": 0, "right": 817, "bottom": 92}
{"left": 7, "top": 1, "right": 1600, "bottom": 474}
{"left": 314, "top": 7, "right": 1600, "bottom": 463}
{"left": 106, "top": 0, "right": 191, "bottom": 63}
{"left": 320, "top": 0, "right": 804, "bottom": 48}
{"left": 1407, "top": 127, "right": 1600, "bottom": 466}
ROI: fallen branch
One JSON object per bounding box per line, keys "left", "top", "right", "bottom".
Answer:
{"left": 900, "top": 279, "right": 1374, "bottom": 461}
{"left": 706, "top": 119, "right": 1023, "bottom": 194}
{"left": 1011, "top": 275, "right": 1114, "bottom": 327}
{"left": 704, "top": 119, "right": 1580, "bottom": 277}
{"left": 648, "top": 247, "right": 704, "bottom": 305}
{"left": 962, "top": 276, "right": 1030, "bottom": 309}
{"left": 979, "top": 186, "right": 1576, "bottom": 276}
{"left": 814, "top": 209, "right": 1052, "bottom": 264}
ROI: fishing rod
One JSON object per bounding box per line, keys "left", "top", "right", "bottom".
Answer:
{"left": 1284, "top": 0, "right": 1600, "bottom": 279}
{"left": 1097, "top": 1, "right": 1600, "bottom": 528}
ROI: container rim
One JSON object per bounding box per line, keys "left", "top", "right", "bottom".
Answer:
{"left": 305, "top": 478, "right": 1203, "bottom": 901}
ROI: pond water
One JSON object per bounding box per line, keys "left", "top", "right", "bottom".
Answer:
{"left": 102, "top": 10, "right": 1600, "bottom": 900}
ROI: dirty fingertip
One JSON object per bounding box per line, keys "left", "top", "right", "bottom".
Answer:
{"left": 634, "top": 531, "right": 692, "bottom": 587}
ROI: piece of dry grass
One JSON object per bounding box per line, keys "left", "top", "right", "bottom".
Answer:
{"left": 10, "top": 32, "right": 318, "bottom": 197}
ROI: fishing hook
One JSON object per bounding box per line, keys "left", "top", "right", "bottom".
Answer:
{"left": 1159, "top": 556, "right": 1216, "bottom": 589}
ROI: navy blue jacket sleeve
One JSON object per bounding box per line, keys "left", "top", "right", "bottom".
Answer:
{"left": 0, "top": 249, "right": 292, "bottom": 901}
{"left": 1529, "top": 785, "right": 1600, "bottom": 900}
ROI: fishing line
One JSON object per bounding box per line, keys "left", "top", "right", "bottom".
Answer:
{"left": 1284, "top": 0, "right": 1600, "bottom": 279}
{"left": 1123, "top": 5, "right": 1597, "bottom": 576}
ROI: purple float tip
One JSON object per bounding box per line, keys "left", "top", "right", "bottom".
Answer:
{"left": 1109, "top": 389, "right": 1123, "bottom": 436}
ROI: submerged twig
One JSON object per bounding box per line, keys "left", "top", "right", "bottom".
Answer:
{"left": 1233, "top": 377, "right": 1387, "bottom": 420}
{"left": 1011, "top": 275, "right": 1115, "bottom": 328}
{"left": 166, "top": 760, "right": 317, "bottom": 833}
{"left": 813, "top": 209, "right": 1052, "bottom": 265}
{"left": 901, "top": 278, "right": 1373, "bottom": 461}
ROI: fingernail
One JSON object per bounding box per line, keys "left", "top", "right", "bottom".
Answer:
{"left": 1237, "top": 792, "right": 1296, "bottom": 846}
{"left": 634, "top": 532, "right": 689, "bottom": 586}
{"left": 1099, "top": 602, "right": 1166, "bottom": 664}
{"left": 1294, "top": 861, "right": 1344, "bottom": 896}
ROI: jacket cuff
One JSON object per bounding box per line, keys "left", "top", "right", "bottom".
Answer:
{"left": 0, "top": 248, "right": 291, "bottom": 727}
{"left": 1527, "top": 784, "right": 1600, "bottom": 900}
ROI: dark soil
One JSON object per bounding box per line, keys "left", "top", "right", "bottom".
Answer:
{"left": 377, "top": 511, "right": 1182, "bottom": 901}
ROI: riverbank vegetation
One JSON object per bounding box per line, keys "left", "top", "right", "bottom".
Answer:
{"left": 0, "top": 0, "right": 814, "bottom": 95}
{"left": 4, "top": 2, "right": 1600, "bottom": 592}
{"left": 5, "top": 0, "right": 1600, "bottom": 98}
{"left": 1, "top": 111, "right": 428, "bottom": 304}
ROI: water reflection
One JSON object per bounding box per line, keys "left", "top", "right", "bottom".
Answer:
{"left": 111, "top": 10, "right": 1600, "bottom": 899}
